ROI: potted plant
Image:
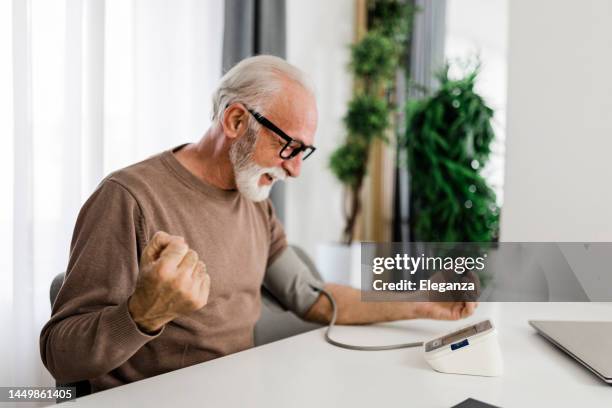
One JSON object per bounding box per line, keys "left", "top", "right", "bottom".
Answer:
{"left": 317, "top": 0, "right": 414, "bottom": 286}
{"left": 402, "top": 63, "right": 500, "bottom": 243}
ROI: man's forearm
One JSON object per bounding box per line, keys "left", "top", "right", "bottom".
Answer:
{"left": 40, "top": 301, "right": 160, "bottom": 383}
{"left": 304, "top": 283, "right": 476, "bottom": 325}
{"left": 304, "top": 284, "right": 420, "bottom": 325}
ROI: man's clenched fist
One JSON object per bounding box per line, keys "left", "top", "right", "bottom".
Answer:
{"left": 128, "top": 231, "right": 211, "bottom": 333}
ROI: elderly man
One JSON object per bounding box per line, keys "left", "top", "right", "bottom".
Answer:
{"left": 40, "top": 55, "right": 475, "bottom": 392}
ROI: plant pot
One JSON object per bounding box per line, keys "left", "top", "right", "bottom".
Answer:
{"left": 316, "top": 242, "right": 361, "bottom": 288}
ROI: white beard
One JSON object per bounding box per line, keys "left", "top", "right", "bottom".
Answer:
{"left": 234, "top": 162, "right": 286, "bottom": 202}
{"left": 229, "top": 128, "right": 287, "bottom": 202}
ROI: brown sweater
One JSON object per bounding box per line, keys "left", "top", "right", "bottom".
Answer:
{"left": 40, "top": 146, "right": 287, "bottom": 392}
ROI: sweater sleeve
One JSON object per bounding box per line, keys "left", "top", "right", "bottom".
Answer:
{"left": 39, "top": 178, "right": 161, "bottom": 384}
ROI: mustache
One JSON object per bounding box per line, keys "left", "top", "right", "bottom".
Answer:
{"left": 263, "top": 166, "right": 288, "bottom": 181}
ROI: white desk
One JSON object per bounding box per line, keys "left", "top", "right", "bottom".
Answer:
{"left": 70, "top": 303, "right": 612, "bottom": 407}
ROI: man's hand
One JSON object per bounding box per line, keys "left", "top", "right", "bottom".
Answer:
{"left": 128, "top": 231, "right": 211, "bottom": 333}
{"left": 413, "top": 301, "right": 478, "bottom": 321}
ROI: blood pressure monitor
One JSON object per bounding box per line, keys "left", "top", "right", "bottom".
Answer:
{"left": 314, "top": 287, "right": 503, "bottom": 377}
{"left": 423, "top": 319, "right": 503, "bottom": 377}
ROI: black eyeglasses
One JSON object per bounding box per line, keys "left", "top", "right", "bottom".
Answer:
{"left": 247, "top": 109, "right": 316, "bottom": 161}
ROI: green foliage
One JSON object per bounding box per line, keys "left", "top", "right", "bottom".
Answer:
{"left": 329, "top": 140, "right": 368, "bottom": 188}
{"left": 345, "top": 94, "right": 390, "bottom": 139}
{"left": 403, "top": 64, "right": 500, "bottom": 242}
{"left": 350, "top": 31, "right": 397, "bottom": 80}
{"left": 367, "top": 0, "right": 415, "bottom": 45}
{"left": 329, "top": 0, "right": 416, "bottom": 243}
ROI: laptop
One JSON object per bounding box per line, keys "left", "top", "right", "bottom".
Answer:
{"left": 529, "top": 320, "right": 612, "bottom": 384}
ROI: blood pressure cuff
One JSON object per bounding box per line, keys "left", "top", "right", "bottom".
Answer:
{"left": 263, "top": 246, "right": 325, "bottom": 317}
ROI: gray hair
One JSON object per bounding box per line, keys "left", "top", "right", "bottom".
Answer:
{"left": 211, "top": 55, "right": 314, "bottom": 127}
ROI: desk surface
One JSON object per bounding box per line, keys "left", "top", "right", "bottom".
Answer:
{"left": 71, "top": 303, "right": 612, "bottom": 407}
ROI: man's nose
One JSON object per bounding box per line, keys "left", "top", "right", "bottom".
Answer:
{"left": 282, "top": 155, "right": 302, "bottom": 178}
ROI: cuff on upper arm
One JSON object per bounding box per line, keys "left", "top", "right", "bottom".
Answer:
{"left": 263, "top": 247, "right": 325, "bottom": 317}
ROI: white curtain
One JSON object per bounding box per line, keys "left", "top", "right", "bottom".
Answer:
{"left": 0, "top": 0, "right": 224, "bottom": 388}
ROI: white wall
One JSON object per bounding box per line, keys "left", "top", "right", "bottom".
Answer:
{"left": 502, "top": 0, "right": 612, "bottom": 241}
{"left": 285, "top": 0, "right": 354, "bottom": 256}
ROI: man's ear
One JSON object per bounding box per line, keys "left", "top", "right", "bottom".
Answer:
{"left": 221, "top": 104, "right": 249, "bottom": 140}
